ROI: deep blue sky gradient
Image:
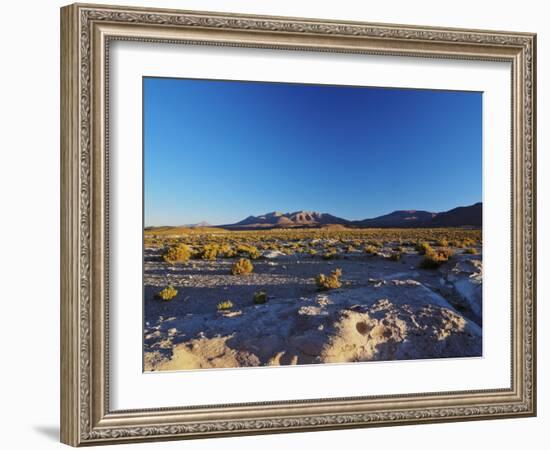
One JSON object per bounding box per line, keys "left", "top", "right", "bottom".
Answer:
{"left": 144, "top": 77, "right": 482, "bottom": 226}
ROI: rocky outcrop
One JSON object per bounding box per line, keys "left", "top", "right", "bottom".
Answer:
{"left": 441, "top": 257, "right": 483, "bottom": 326}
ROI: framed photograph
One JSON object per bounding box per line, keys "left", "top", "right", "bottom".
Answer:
{"left": 60, "top": 3, "right": 537, "bottom": 446}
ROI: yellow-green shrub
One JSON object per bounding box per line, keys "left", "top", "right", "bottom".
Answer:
{"left": 388, "top": 251, "right": 402, "bottom": 262}
{"left": 316, "top": 268, "right": 342, "bottom": 290}
{"left": 420, "top": 247, "right": 454, "bottom": 269}
{"left": 156, "top": 286, "right": 178, "bottom": 301}
{"left": 364, "top": 245, "right": 378, "bottom": 255}
{"left": 163, "top": 244, "right": 192, "bottom": 264}
{"left": 464, "top": 247, "right": 478, "bottom": 254}
{"left": 322, "top": 249, "right": 338, "bottom": 260}
{"left": 415, "top": 241, "right": 432, "bottom": 255}
{"left": 200, "top": 243, "right": 219, "bottom": 260}
{"left": 231, "top": 258, "right": 254, "bottom": 275}
{"left": 236, "top": 244, "right": 260, "bottom": 259}
{"left": 217, "top": 300, "right": 234, "bottom": 311}
{"left": 219, "top": 243, "right": 237, "bottom": 258}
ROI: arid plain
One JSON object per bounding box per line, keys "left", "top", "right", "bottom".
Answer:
{"left": 143, "top": 206, "right": 482, "bottom": 371}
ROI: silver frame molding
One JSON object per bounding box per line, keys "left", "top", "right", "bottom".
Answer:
{"left": 60, "top": 3, "right": 536, "bottom": 446}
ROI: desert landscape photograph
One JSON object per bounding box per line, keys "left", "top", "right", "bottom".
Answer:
{"left": 143, "top": 77, "right": 483, "bottom": 372}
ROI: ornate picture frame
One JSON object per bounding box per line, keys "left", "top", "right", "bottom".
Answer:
{"left": 60, "top": 3, "right": 536, "bottom": 446}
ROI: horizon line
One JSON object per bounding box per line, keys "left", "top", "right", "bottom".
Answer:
{"left": 144, "top": 201, "right": 482, "bottom": 228}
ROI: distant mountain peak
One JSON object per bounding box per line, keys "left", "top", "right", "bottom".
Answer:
{"left": 218, "top": 202, "right": 482, "bottom": 230}
{"left": 225, "top": 210, "right": 349, "bottom": 229}
{"left": 355, "top": 202, "right": 481, "bottom": 228}
{"left": 184, "top": 220, "right": 211, "bottom": 228}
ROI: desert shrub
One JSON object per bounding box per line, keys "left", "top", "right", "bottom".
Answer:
{"left": 253, "top": 290, "right": 267, "bottom": 304}
{"left": 156, "top": 286, "right": 178, "bottom": 301}
{"left": 415, "top": 241, "right": 432, "bottom": 255}
{"left": 217, "top": 300, "right": 234, "bottom": 311}
{"left": 145, "top": 237, "right": 163, "bottom": 248}
{"left": 163, "top": 243, "right": 192, "bottom": 264}
{"left": 308, "top": 248, "right": 318, "bottom": 256}
{"left": 346, "top": 245, "right": 356, "bottom": 253}
{"left": 322, "top": 249, "right": 338, "bottom": 260}
{"left": 419, "top": 247, "right": 454, "bottom": 269}
{"left": 388, "top": 251, "right": 402, "bottom": 262}
{"left": 438, "top": 247, "right": 454, "bottom": 259}
{"left": 364, "top": 245, "right": 378, "bottom": 255}
{"left": 437, "top": 238, "right": 449, "bottom": 247}
{"left": 236, "top": 244, "right": 260, "bottom": 259}
{"left": 316, "top": 268, "right": 342, "bottom": 290}
{"left": 219, "top": 243, "right": 237, "bottom": 258}
{"left": 200, "top": 243, "right": 219, "bottom": 260}
{"left": 464, "top": 247, "right": 478, "bottom": 254}
{"left": 231, "top": 258, "right": 254, "bottom": 275}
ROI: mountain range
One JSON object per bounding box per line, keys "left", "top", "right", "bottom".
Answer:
{"left": 218, "top": 202, "right": 482, "bottom": 230}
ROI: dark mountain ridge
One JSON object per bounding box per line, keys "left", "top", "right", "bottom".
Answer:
{"left": 354, "top": 210, "right": 437, "bottom": 228}
{"left": 218, "top": 202, "right": 482, "bottom": 230}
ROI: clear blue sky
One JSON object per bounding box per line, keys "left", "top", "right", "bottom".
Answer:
{"left": 144, "top": 77, "right": 482, "bottom": 226}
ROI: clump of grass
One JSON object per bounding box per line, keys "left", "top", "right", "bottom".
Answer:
{"left": 364, "top": 245, "right": 378, "bottom": 255}
{"left": 439, "top": 247, "right": 454, "bottom": 258}
{"left": 388, "top": 251, "right": 402, "bottom": 262}
{"left": 217, "top": 300, "right": 234, "bottom": 311}
{"left": 236, "top": 244, "right": 260, "bottom": 259}
{"left": 200, "top": 243, "right": 219, "bottom": 260}
{"left": 419, "top": 247, "right": 454, "bottom": 269}
{"left": 163, "top": 243, "right": 192, "bottom": 264}
{"left": 461, "top": 238, "right": 476, "bottom": 248}
{"left": 231, "top": 258, "right": 254, "bottom": 275}
{"left": 415, "top": 241, "right": 432, "bottom": 255}
{"left": 253, "top": 290, "right": 267, "bottom": 304}
{"left": 464, "top": 247, "right": 478, "bottom": 254}
{"left": 322, "top": 249, "right": 338, "bottom": 260}
{"left": 366, "top": 240, "right": 381, "bottom": 248}
{"left": 156, "top": 286, "right": 178, "bottom": 301}
{"left": 437, "top": 238, "right": 449, "bottom": 247}
{"left": 315, "top": 268, "right": 342, "bottom": 290}
{"left": 219, "top": 243, "right": 237, "bottom": 258}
